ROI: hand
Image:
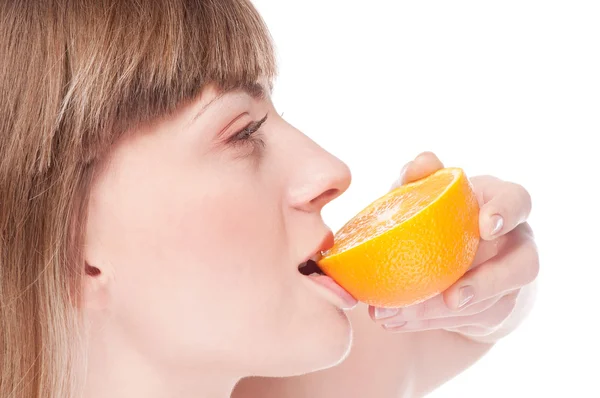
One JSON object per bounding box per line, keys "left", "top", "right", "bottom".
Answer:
{"left": 369, "top": 152, "right": 539, "bottom": 342}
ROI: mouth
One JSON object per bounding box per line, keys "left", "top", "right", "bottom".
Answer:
{"left": 298, "top": 259, "right": 325, "bottom": 276}
{"left": 297, "top": 256, "right": 358, "bottom": 310}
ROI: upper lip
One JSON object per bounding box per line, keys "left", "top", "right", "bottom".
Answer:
{"left": 300, "top": 230, "right": 335, "bottom": 264}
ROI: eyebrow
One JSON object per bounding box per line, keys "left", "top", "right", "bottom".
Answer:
{"left": 191, "top": 81, "right": 270, "bottom": 123}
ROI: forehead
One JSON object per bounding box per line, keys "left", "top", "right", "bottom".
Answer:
{"left": 191, "top": 78, "right": 272, "bottom": 121}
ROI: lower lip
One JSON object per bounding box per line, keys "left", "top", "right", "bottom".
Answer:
{"left": 306, "top": 274, "right": 358, "bottom": 310}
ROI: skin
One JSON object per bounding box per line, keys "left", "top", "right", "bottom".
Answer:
{"left": 233, "top": 152, "right": 539, "bottom": 397}
{"left": 81, "top": 82, "right": 539, "bottom": 397}
{"left": 82, "top": 82, "right": 354, "bottom": 398}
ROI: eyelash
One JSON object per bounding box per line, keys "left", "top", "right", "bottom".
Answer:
{"left": 229, "top": 113, "right": 268, "bottom": 152}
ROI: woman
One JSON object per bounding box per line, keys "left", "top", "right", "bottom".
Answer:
{"left": 0, "top": 1, "right": 539, "bottom": 397}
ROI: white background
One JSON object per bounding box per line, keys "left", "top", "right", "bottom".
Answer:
{"left": 254, "top": 0, "right": 599, "bottom": 397}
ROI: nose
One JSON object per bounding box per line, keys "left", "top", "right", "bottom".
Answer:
{"left": 288, "top": 145, "right": 352, "bottom": 213}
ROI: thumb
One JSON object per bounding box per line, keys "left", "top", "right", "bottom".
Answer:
{"left": 390, "top": 151, "right": 445, "bottom": 190}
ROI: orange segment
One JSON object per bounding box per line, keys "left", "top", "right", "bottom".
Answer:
{"left": 318, "top": 167, "right": 480, "bottom": 308}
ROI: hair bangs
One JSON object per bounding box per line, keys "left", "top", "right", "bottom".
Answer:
{"left": 50, "top": 0, "right": 278, "bottom": 168}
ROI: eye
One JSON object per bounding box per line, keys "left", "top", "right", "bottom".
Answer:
{"left": 230, "top": 113, "right": 268, "bottom": 143}
{"left": 226, "top": 113, "right": 268, "bottom": 159}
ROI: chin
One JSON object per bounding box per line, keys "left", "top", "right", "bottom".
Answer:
{"left": 260, "top": 302, "right": 354, "bottom": 378}
{"left": 304, "top": 308, "right": 353, "bottom": 373}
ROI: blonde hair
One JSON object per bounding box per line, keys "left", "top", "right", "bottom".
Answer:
{"left": 0, "top": 1, "right": 276, "bottom": 396}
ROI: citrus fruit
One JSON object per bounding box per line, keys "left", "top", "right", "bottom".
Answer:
{"left": 317, "top": 167, "right": 480, "bottom": 308}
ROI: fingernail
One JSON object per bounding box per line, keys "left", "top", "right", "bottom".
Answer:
{"left": 383, "top": 320, "right": 407, "bottom": 328}
{"left": 458, "top": 285, "right": 475, "bottom": 308}
{"left": 490, "top": 214, "right": 504, "bottom": 236}
{"left": 374, "top": 307, "right": 400, "bottom": 320}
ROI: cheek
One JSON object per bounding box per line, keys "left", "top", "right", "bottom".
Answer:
{"left": 173, "top": 193, "right": 285, "bottom": 289}
{"left": 91, "top": 168, "right": 291, "bottom": 339}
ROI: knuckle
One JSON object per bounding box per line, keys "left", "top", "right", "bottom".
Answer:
{"left": 511, "top": 181, "right": 533, "bottom": 211}
{"left": 508, "top": 180, "right": 529, "bottom": 195}
{"left": 518, "top": 222, "right": 535, "bottom": 239}
{"left": 518, "top": 183, "right": 533, "bottom": 205}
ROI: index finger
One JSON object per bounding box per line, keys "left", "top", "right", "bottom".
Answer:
{"left": 471, "top": 176, "right": 533, "bottom": 240}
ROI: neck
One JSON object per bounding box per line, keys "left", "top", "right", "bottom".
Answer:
{"left": 83, "top": 323, "right": 240, "bottom": 398}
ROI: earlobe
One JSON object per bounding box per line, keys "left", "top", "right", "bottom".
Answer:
{"left": 82, "top": 212, "right": 114, "bottom": 310}
{"left": 82, "top": 260, "right": 112, "bottom": 311}
{"left": 86, "top": 263, "right": 101, "bottom": 277}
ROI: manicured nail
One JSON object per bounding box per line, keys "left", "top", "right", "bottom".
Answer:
{"left": 458, "top": 285, "right": 475, "bottom": 308}
{"left": 490, "top": 214, "right": 504, "bottom": 236}
{"left": 374, "top": 307, "right": 400, "bottom": 320}
{"left": 383, "top": 320, "right": 407, "bottom": 329}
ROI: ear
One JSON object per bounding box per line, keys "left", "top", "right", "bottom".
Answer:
{"left": 82, "top": 251, "right": 114, "bottom": 311}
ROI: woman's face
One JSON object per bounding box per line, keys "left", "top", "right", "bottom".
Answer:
{"left": 84, "top": 82, "right": 353, "bottom": 377}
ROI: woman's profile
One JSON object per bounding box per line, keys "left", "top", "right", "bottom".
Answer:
{"left": 0, "top": 1, "right": 539, "bottom": 397}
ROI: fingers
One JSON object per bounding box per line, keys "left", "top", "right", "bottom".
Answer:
{"left": 390, "top": 151, "right": 444, "bottom": 190}
{"left": 443, "top": 224, "right": 539, "bottom": 310}
{"left": 370, "top": 294, "right": 501, "bottom": 324}
{"left": 381, "top": 293, "right": 518, "bottom": 333}
{"left": 392, "top": 159, "right": 533, "bottom": 242}
{"left": 382, "top": 153, "right": 537, "bottom": 337}
{"left": 370, "top": 224, "right": 536, "bottom": 324}
{"left": 470, "top": 176, "right": 533, "bottom": 240}
{"left": 470, "top": 233, "right": 508, "bottom": 268}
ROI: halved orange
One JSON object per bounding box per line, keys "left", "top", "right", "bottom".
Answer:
{"left": 317, "top": 167, "right": 480, "bottom": 308}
